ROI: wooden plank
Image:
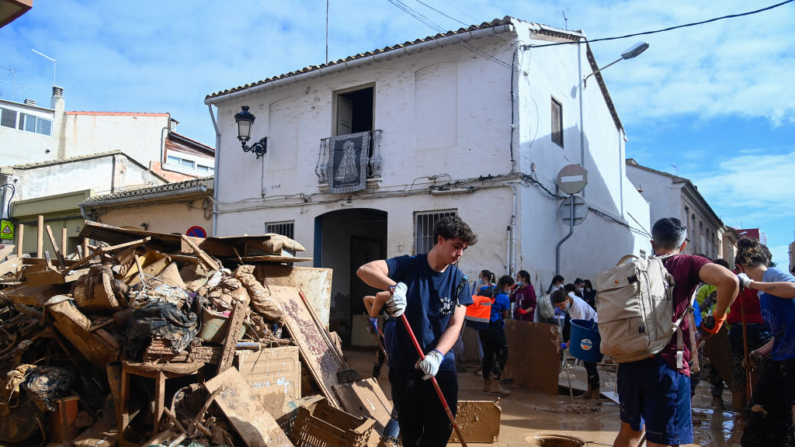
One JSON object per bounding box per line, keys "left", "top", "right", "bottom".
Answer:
{"left": 256, "top": 265, "right": 333, "bottom": 328}
{"left": 0, "top": 256, "right": 22, "bottom": 277}
{"left": 333, "top": 378, "right": 393, "bottom": 439}
{"left": 449, "top": 401, "right": 501, "bottom": 444}
{"left": 37, "top": 215, "right": 44, "bottom": 258}
{"left": 503, "top": 321, "right": 561, "bottom": 395}
{"left": 269, "top": 285, "right": 341, "bottom": 407}
{"left": 181, "top": 234, "right": 219, "bottom": 271}
{"left": 46, "top": 225, "right": 66, "bottom": 269}
{"left": 217, "top": 300, "right": 247, "bottom": 374}
{"left": 0, "top": 244, "right": 14, "bottom": 261}
{"left": 62, "top": 237, "right": 150, "bottom": 275}
{"left": 25, "top": 268, "right": 65, "bottom": 286}
{"left": 238, "top": 256, "right": 312, "bottom": 264}
{"left": 0, "top": 283, "right": 66, "bottom": 306}
{"left": 61, "top": 227, "right": 68, "bottom": 257}
{"left": 16, "top": 224, "right": 24, "bottom": 258}
{"left": 204, "top": 368, "right": 294, "bottom": 447}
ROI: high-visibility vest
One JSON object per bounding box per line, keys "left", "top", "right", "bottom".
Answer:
{"left": 465, "top": 295, "right": 494, "bottom": 330}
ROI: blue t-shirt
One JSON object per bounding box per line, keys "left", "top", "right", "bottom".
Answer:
{"left": 759, "top": 267, "right": 795, "bottom": 361}
{"left": 491, "top": 292, "right": 510, "bottom": 323}
{"left": 383, "top": 254, "right": 472, "bottom": 371}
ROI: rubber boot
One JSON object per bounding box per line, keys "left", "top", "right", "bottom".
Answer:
{"left": 712, "top": 396, "right": 725, "bottom": 410}
{"left": 488, "top": 380, "right": 511, "bottom": 396}
{"left": 577, "top": 386, "right": 594, "bottom": 400}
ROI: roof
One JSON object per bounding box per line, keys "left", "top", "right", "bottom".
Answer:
{"left": 82, "top": 176, "right": 213, "bottom": 205}
{"left": 206, "top": 17, "right": 515, "bottom": 101}
{"left": 5, "top": 150, "right": 126, "bottom": 170}
{"left": 66, "top": 111, "right": 169, "bottom": 117}
{"left": 170, "top": 131, "right": 215, "bottom": 153}
{"left": 626, "top": 158, "right": 723, "bottom": 225}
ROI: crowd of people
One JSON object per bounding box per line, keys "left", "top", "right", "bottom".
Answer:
{"left": 354, "top": 214, "right": 795, "bottom": 447}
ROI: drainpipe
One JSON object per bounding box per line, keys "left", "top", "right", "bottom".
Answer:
{"left": 160, "top": 126, "right": 169, "bottom": 163}
{"left": 208, "top": 104, "right": 221, "bottom": 236}
{"left": 555, "top": 195, "right": 575, "bottom": 275}
{"left": 578, "top": 38, "right": 586, "bottom": 197}
{"left": 509, "top": 184, "right": 518, "bottom": 276}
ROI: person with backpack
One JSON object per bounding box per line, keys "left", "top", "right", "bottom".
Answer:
{"left": 356, "top": 215, "right": 477, "bottom": 447}
{"left": 547, "top": 275, "right": 565, "bottom": 294}
{"left": 734, "top": 237, "right": 795, "bottom": 447}
{"left": 512, "top": 270, "right": 536, "bottom": 321}
{"left": 553, "top": 287, "right": 601, "bottom": 399}
{"left": 611, "top": 217, "right": 739, "bottom": 447}
{"left": 478, "top": 275, "right": 513, "bottom": 396}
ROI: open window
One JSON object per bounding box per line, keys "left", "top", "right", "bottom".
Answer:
{"left": 334, "top": 85, "right": 374, "bottom": 136}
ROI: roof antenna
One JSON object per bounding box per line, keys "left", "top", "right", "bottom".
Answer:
{"left": 325, "top": 0, "right": 329, "bottom": 64}
{"left": 554, "top": 9, "right": 571, "bottom": 30}
{"left": 670, "top": 164, "right": 678, "bottom": 175}
{"left": 32, "top": 49, "right": 57, "bottom": 87}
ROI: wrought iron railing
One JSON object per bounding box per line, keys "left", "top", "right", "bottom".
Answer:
{"left": 315, "top": 129, "right": 382, "bottom": 184}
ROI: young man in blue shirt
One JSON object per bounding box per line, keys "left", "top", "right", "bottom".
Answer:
{"left": 357, "top": 216, "right": 477, "bottom": 447}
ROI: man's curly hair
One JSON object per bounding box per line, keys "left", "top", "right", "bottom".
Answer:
{"left": 433, "top": 215, "right": 478, "bottom": 246}
{"left": 735, "top": 237, "right": 771, "bottom": 268}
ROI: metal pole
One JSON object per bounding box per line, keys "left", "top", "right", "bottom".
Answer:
{"left": 555, "top": 195, "right": 575, "bottom": 275}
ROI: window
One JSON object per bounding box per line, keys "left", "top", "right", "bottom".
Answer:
{"left": 167, "top": 155, "right": 180, "bottom": 165}
{"left": 0, "top": 107, "right": 16, "bottom": 128}
{"left": 266, "top": 221, "right": 294, "bottom": 240}
{"left": 197, "top": 164, "right": 213, "bottom": 173}
{"left": 551, "top": 98, "right": 563, "bottom": 147}
{"left": 334, "top": 86, "right": 374, "bottom": 136}
{"left": 18, "top": 113, "right": 52, "bottom": 136}
{"left": 414, "top": 210, "right": 456, "bottom": 254}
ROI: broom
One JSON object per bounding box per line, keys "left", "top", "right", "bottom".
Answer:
{"left": 400, "top": 314, "right": 468, "bottom": 447}
{"left": 298, "top": 289, "right": 362, "bottom": 383}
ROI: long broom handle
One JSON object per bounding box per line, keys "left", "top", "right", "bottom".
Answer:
{"left": 400, "top": 314, "right": 467, "bottom": 447}
{"left": 740, "top": 290, "right": 753, "bottom": 399}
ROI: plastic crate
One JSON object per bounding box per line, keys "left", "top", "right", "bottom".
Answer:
{"left": 290, "top": 396, "right": 375, "bottom": 447}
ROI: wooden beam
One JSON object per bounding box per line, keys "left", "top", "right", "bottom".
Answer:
{"left": 36, "top": 215, "right": 43, "bottom": 258}
{"left": 46, "top": 225, "right": 66, "bottom": 269}
{"left": 16, "top": 224, "right": 23, "bottom": 258}
{"left": 62, "top": 237, "right": 151, "bottom": 275}
{"left": 181, "top": 234, "right": 219, "bottom": 271}
{"left": 217, "top": 300, "right": 246, "bottom": 375}
{"left": 61, "top": 227, "right": 68, "bottom": 258}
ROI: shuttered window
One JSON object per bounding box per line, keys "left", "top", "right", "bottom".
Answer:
{"left": 414, "top": 210, "right": 456, "bottom": 254}
{"left": 0, "top": 108, "right": 17, "bottom": 128}
{"left": 551, "top": 98, "right": 563, "bottom": 148}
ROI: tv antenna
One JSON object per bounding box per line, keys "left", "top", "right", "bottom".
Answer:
{"left": 32, "top": 49, "right": 56, "bottom": 86}
{"left": 554, "top": 9, "right": 571, "bottom": 30}
{"left": 670, "top": 164, "right": 678, "bottom": 175}
{"left": 2, "top": 66, "right": 28, "bottom": 101}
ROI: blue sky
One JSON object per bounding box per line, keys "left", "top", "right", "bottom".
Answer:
{"left": 2, "top": 0, "right": 794, "bottom": 265}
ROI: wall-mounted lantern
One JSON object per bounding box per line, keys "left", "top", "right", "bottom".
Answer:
{"left": 234, "top": 105, "right": 267, "bottom": 159}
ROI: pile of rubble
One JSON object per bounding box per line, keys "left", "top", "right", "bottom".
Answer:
{"left": 0, "top": 221, "right": 392, "bottom": 447}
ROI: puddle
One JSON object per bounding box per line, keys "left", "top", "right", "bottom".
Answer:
{"left": 525, "top": 434, "right": 585, "bottom": 446}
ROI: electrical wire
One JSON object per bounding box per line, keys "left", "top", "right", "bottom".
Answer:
{"left": 385, "top": 0, "right": 515, "bottom": 71}
{"left": 525, "top": 0, "right": 794, "bottom": 48}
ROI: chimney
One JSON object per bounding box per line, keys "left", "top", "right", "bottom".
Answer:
{"left": 52, "top": 86, "right": 63, "bottom": 97}
{"left": 24, "top": 99, "right": 36, "bottom": 106}
{"left": 51, "top": 86, "right": 64, "bottom": 109}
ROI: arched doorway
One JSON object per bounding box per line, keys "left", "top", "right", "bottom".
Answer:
{"left": 314, "top": 208, "right": 387, "bottom": 346}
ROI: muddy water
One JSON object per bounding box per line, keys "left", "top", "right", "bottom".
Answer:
{"left": 345, "top": 349, "right": 741, "bottom": 447}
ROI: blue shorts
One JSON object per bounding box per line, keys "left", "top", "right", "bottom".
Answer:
{"left": 617, "top": 357, "right": 693, "bottom": 445}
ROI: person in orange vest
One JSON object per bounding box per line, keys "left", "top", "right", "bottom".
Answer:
{"left": 476, "top": 276, "right": 513, "bottom": 396}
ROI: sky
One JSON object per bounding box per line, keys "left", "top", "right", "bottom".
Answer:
{"left": 1, "top": 0, "right": 793, "bottom": 265}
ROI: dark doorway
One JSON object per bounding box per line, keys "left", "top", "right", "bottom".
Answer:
{"left": 335, "top": 86, "right": 374, "bottom": 136}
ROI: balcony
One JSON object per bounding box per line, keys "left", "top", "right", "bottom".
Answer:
{"left": 316, "top": 129, "right": 383, "bottom": 192}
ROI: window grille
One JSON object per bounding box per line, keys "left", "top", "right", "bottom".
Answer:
{"left": 414, "top": 210, "right": 456, "bottom": 254}
{"left": 266, "top": 221, "right": 295, "bottom": 240}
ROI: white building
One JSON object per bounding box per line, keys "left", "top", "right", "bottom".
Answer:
{"left": 205, "top": 17, "right": 650, "bottom": 335}
{"left": 625, "top": 158, "right": 734, "bottom": 262}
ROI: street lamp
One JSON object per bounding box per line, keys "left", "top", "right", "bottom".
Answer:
{"left": 583, "top": 41, "right": 649, "bottom": 88}
{"left": 234, "top": 106, "right": 268, "bottom": 159}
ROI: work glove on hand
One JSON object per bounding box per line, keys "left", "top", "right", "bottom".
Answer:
{"left": 415, "top": 349, "right": 444, "bottom": 380}
{"left": 367, "top": 317, "right": 378, "bottom": 334}
{"left": 386, "top": 283, "right": 408, "bottom": 317}
{"left": 737, "top": 273, "right": 752, "bottom": 290}
{"left": 699, "top": 313, "right": 727, "bottom": 336}
{"left": 517, "top": 308, "right": 528, "bottom": 315}
{"left": 743, "top": 350, "right": 765, "bottom": 370}
{"left": 560, "top": 342, "right": 568, "bottom": 350}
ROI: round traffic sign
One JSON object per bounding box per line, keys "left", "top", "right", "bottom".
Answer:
{"left": 186, "top": 226, "right": 207, "bottom": 238}
{"left": 556, "top": 164, "right": 588, "bottom": 195}
{"left": 558, "top": 196, "right": 588, "bottom": 226}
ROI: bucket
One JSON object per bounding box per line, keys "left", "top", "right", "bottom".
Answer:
{"left": 198, "top": 306, "right": 246, "bottom": 344}
{"left": 569, "top": 319, "right": 601, "bottom": 363}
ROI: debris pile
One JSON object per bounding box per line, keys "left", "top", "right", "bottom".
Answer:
{"left": 0, "top": 220, "right": 392, "bottom": 447}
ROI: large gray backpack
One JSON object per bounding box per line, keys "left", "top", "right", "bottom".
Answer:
{"left": 596, "top": 255, "right": 694, "bottom": 367}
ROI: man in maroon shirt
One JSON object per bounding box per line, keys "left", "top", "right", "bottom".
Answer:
{"left": 613, "top": 218, "right": 739, "bottom": 447}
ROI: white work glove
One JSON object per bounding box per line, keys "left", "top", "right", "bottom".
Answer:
{"left": 415, "top": 349, "right": 444, "bottom": 380}
{"left": 386, "top": 283, "right": 408, "bottom": 317}
{"left": 737, "top": 273, "right": 752, "bottom": 289}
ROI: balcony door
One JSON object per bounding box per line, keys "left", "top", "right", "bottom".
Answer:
{"left": 333, "top": 85, "right": 373, "bottom": 137}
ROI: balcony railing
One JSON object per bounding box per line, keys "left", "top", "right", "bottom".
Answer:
{"left": 315, "top": 129, "right": 383, "bottom": 186}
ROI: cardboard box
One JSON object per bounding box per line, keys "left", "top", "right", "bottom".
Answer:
{"left": 234, "top": 345, "right": 301, "bottom": 420}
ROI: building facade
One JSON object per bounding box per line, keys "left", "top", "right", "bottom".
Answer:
{"left": 205, "top": 17, "right": 650, "bottom": 336}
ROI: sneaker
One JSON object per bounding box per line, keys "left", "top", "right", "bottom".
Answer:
{"left": 473, "top": 368, "right": 482, "bottom": 376}
{"left": 488, "top": 381, "right": 511, "bottom": 396}
{"left": 483, "top": 379, "right": 492, "bottom": 392}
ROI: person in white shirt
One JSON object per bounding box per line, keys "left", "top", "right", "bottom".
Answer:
{"left": 553, "top": 288, "right": 600, "bottom": 399}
